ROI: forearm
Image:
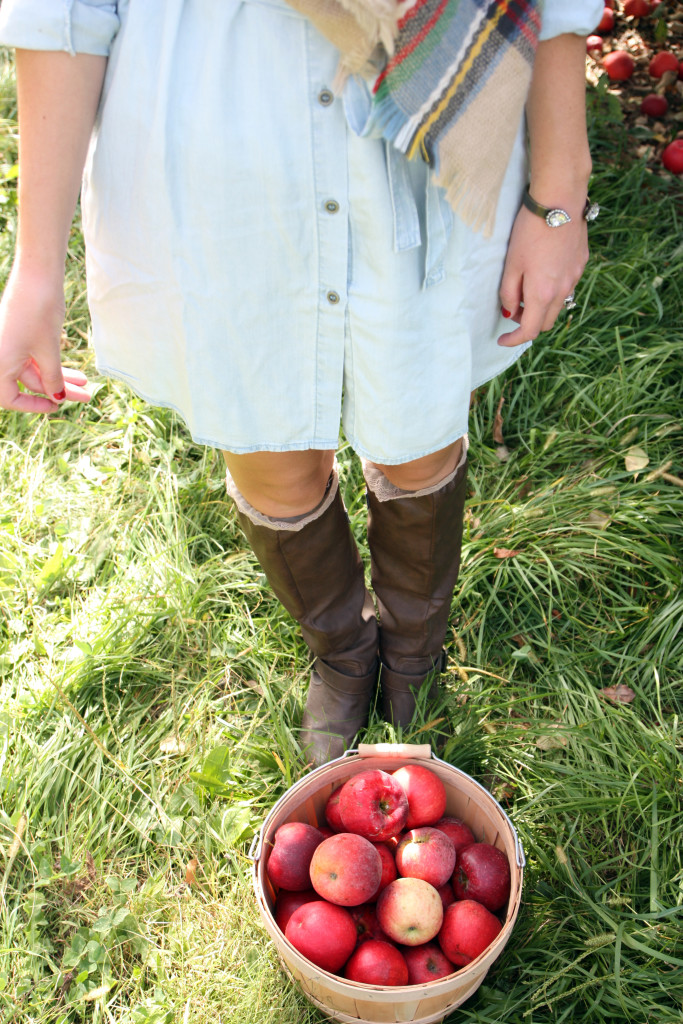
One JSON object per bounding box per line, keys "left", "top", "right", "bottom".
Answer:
{"left": 526, "top": 34, "right": 592, "bottom": 217}
{"left": 14, "top": 49, "right": 106, "bottom": 275}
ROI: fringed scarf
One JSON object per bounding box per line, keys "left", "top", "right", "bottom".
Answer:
{"left": 285, "top": 0, "right": 544, "bottom": 236}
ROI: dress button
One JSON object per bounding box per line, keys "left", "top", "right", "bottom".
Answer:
{"left": 318, "top": 88, "right": 334, "bottom": 106}
{"left": 325, "top": 199, "right": 340, "bottom": 214}
{"left": 327, "top": 291, "right": 340, "bottom": 305}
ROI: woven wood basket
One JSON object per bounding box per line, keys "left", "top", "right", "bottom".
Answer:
{"left": 251, "top": 743, "right": 525, "bottom": 1024}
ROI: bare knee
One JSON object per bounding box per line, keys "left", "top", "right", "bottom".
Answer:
{"left": 222, "top": 449, "right": 335, "bottom": 518}
{"left": 370, "top": 438, "right": 463, "bottom": 492}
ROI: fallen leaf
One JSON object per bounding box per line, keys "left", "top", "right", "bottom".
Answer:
{"left": 494, "top": 547, "right": 522, "bottom": 559}
{"left": 599, "top": 684, "right": 636, "bottom": 704}
{"left": 625, "top": 446, "right": 649, "bottom": 473}
{"left": 7, "top": 814, "right": 27, "bottom": 859}
{"left": 185, "top": 857, "right": 200, "bottom": 885}
{"left": 160, "top": 734, "right": 188, "bottom": 755}
{"left": 493, "top": 395, "right": 505, "bottom": 444}
{"left": 585, "top": 511, "right": 611, "bottom": 529}
{"left": 536, "top": 725, "right": 568, "bottom": 751}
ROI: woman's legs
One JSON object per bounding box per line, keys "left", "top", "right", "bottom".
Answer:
{"left": 223, "top": 436, "right": 469, "bottom": 753}
{"left": 222, "top": 449, "right": 378, "bottom": 765}
{"left": 363, "top": 437, "right": 469, "bottom": 725}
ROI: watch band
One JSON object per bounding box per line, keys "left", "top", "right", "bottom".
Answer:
{"left": 522, "top": 186, "right": 600, "bottom": 227}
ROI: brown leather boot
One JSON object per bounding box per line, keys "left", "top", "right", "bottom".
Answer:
{"left": 232, "top": 475, "right": 378, "bottom": 765}
{"left": 365, "top": 451, "right": 468, "bottom": 726}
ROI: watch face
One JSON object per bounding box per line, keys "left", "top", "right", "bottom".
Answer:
{"left": 546, "top": 209, "right": 571, "bottom": 227}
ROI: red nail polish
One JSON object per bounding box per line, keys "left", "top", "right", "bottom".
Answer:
{"left": 52, "top": 390, "right": 66, "bottom": 401}
{"left": 501, "top": 308, "right": 512, "bottom": 318}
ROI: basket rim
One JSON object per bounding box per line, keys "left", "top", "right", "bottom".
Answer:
{"left": 249, "top": 747, "right": 525, "bottom": 870}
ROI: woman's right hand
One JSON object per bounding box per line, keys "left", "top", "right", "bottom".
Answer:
{"left": 0, "top": 264, "right": 91, "bottom": 414}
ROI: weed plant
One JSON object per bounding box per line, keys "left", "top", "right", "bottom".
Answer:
{"left": 0, "top": 54, "right": 682, "bottom": 1024}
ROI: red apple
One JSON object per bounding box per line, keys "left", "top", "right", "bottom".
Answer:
{"left": 436, "top": 881, "right": 455, "bottom": 912}
{"left": 623, "top": 0, "right": 650, "bottom": 15}
{"left": 344, "top": 939, "right": 409, "bottom": 986}
{"left": 266, "top": 821, "right": 324, "bottom": 891}
{"left": 371, "top": 841, "right": 398, "bottom": 898}
{"left": 338, "top": 769, "right": 409, "bottom": 841}
{"left": 596, "top": 7, "right": 614, "bottom": 32}
{"left": 350, "top": 903, "right": 391, "bottom": 944}
{"left": 395, "top": 827, "right": 456, "bottom": 888}
{"left": 453, "top": 843, "right": 511, "bottom": 912}
{"left": 649, "top": 51, "right": 679, "bottom": 78}
{"left": 662, "top": 139, "right": 683, "bottom": 174}
{"left": 640, "top": 93, "right": 668, "bottom": 117}
{"left": 310, "top": 832, "right": 382, "bottom": 906}
{"left": 391, "top": 765, "right": 447, "bottom": 828}
{"left": 285, "top": 900, "right": 357, "bottom": 973}
{"left": 438, "top": 899, "right": 502, "bottom": 967}
{"left": 376, "top": 877, "right": 443, "bottom": 946}
{"left": 434, "top": 816, "right": 476, "bottom": 854}
{"left": 586, "top": 35, "right": 604, "bottom": 56}
{"left": 402, "top": 942, "right": 455, "bottom": 984}
{"left": 603, "top": 50, "right": 635, "bottom": 81}
{"left": 324, "top": 785, "right": 345, "bottom": 832}
{"left": 274, "top": 888, "right": 318, "bottom": 932}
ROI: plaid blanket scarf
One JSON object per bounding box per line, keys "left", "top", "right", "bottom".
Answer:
{"left": 285, "top": 0, "right": 545, "bottom": 235}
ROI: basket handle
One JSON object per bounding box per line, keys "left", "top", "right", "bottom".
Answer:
{"left": 356, "top": 743, "right": 432, "bottom": 759}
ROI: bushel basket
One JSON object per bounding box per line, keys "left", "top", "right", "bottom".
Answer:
{"left": 251, "top": 743, "right": 525, "bottom": 1024}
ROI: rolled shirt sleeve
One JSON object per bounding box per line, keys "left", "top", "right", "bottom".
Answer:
{"left": 540, "top": 0, "right": 604, "bottom": 40}
{"left": 0, "top": 0, "right": 120, "bottom": 56}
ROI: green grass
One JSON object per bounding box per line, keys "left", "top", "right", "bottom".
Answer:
{"left": 1, "top": 53, "right": 682, "bottom": 1023}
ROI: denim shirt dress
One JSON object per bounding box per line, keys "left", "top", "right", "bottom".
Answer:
{"left": 0, "top": 0, "right": 603, "bottom": 463}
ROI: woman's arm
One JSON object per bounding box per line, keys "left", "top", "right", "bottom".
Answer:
{"left": 497, "top": 33, "right": 592, "bottom": 348}
{"left": 0, "top": 50, "right": 106, "bottom": 412}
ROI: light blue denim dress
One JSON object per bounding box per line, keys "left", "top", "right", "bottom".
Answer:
{"left": 0, "top": 0, "right": 602, "bottom": 463}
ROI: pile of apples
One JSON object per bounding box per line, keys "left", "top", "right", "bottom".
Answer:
{"left": 587, "top": 0, "right": 683, "bottom": 174}
{"left": 266, "top": 764, "right": 512, "bottom": 986}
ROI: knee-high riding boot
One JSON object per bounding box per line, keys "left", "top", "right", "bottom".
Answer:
{"left": 365, "top": 444, "right": 468, "bottom": 726}
{"left": 228, "top": 470, "right": 379, "bottom": 765}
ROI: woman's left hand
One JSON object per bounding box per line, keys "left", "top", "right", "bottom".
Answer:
{"left": 496, "top": 204, "right": 589, "bottom": 348}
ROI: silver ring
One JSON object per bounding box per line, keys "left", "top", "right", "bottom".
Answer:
{"left": 564, "top": 292, "right": 577, "bottom": 310}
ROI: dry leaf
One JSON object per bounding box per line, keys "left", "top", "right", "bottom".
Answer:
{"left": 493, "top": 395, "right": 505, "bottom": 444}
{"left": 495, "top": 445, "right": 510, "bottom": 462}
{"left": 185, "top": 857, "right": 200, "bottom": 885}
{"left": 625, "top": 446, "right": 649, "bottom": 473}
{"left": 7, "top": 813, "right": 27, "bottom": 859}
{"left": 536, "top": 725, "right": 568, "bottom": 751}
{"left": 585, "top": 511, "right": 611, "bottom": 529}
{"left": 494, "top": 547, "right": 521, "bottom": 559}
{"left": 159, "top": 734, "right": 188, "bottom": 755}
{"left": 79, "top": 985, "right": 112, "bottom": 1003}
{"left": 599, "top": 684, "right": 636, "bottom": 704}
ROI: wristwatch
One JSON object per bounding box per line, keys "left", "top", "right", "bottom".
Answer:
{"left": 522, "top": 186, "right": 600, "bottom": 228}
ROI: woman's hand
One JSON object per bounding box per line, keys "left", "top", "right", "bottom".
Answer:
{"left": 496, "top": 203, "right": 589, "bottom": 347}
{"left": 0, "top": 265, "right": 91, "bottom": 413}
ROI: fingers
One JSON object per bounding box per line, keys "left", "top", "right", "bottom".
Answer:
{"left": 3, "top": 362, "right": 93, "bottom": 413}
